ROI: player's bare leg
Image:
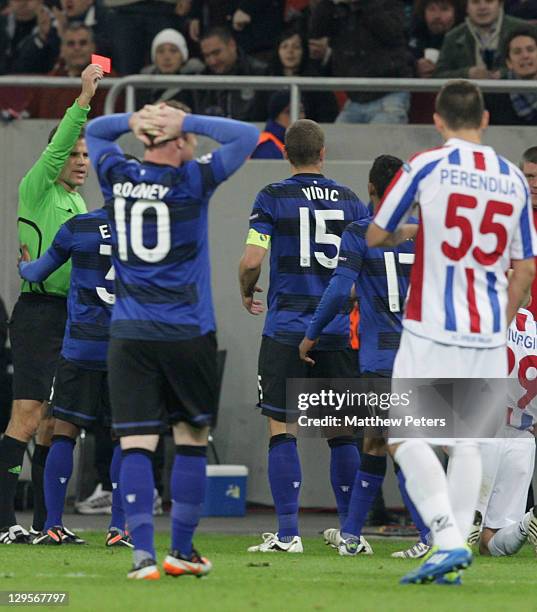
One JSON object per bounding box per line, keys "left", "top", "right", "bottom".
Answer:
{"left": 162, "top": 422, "right": 212, "bottom": 577}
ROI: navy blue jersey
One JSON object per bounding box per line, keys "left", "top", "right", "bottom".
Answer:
{"left": 336, "top": 217, "right": 415, "bottom": 375}
{"left": 41, "top": 208, "right": 113, "bottom": 370}
{"left": 249, "top": 173, "right": 369, "bottom": 350}
{"left": 97, "top": 152, "right": 225, "bottom": 341}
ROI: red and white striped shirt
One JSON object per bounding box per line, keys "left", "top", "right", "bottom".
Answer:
{"left": 374, "top": 138, "right": 537, "bottom": 348}
{"left": 507, "top": 308, "right": 537, "bottom": 431}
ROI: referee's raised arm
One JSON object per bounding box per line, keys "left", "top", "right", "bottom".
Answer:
{"left": 0, "top": 63, "right": 104, "bottom": 544}
{"left": 19, "top": 64, "right": 103, "bottom": 207}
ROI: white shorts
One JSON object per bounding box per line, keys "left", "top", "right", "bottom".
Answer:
{"left": 389, "top": 331, "right": 507, "bottom": 446}
{"left": 477, "top": 430, "right": 536, "bottom": 530}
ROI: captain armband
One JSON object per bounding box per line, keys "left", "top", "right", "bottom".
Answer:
{"left": 246, "top": 228, "right": 271, "bottom": 249}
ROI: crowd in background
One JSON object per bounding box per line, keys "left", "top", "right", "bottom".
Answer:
{"left": 0, "top": 0, "right": 537, "bottom": 126}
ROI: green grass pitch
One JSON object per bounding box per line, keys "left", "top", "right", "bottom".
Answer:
{"left": 0, "top": 533, "right": 535, "bottom": 611}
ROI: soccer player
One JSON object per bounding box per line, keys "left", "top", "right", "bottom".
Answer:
{"left": 239, "top": 119, "right": 369, "bottom": 553}
{"left": 520, "top": 147, "right": 537, "bottom": 320}
{"left": 366, "top": 80, "right": 537, "bottom": 584}
{"left": 299, "top": 155, "right": 429, "bottom": 558}
{"left": 86, "top": 102, "right": 258, "bottom": 579}
{"left": 468, "top": 294, "right": 537, "bottom": 557}
{"left": 0, "top": 63, "right": 103, "bottom": 543}
{"left": 17, "top": 206, "right": 130, "bottom": 548}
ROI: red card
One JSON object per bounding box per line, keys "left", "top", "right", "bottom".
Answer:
{"left": 91, "top": 54, "right": 111, "bottom": 73}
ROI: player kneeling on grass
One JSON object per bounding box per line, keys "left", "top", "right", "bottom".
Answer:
{"left": 86, "top": 101, "right": 258, "bottom": 580}
{"left": 466, "top": 289, "right": 537, "bottom": 558}
{"left": 299, "top": 155, "right": 427, "bottom": 558}
{"left": 18, "top": 208, "right": 131, "bottom": 548}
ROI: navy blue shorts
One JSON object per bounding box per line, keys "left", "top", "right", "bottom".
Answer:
{"left": 108, "top": 333, "right": 218, "bottom": 436}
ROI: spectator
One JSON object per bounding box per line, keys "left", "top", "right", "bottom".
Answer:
{"left": 230, "top": 1, "right": 284, "bottom": 61}
{"left": 309, "top": 0, "right": 413, "bottom": 124}
{"left": 505, "top": 0, "right": 537, "bottom": 19}
{"left": 25, "top": 24, "right": 116, "bottom": 118}
{"left": 104, "top": 0, "right": 188, "bottom": 75}
{"left": 486, "top": 27, "right": 537, "bottom": 124}
{"left": 410, "top": 0, "right": 464, "bottom": 78}
{"left": 434, "top": 0, "right": 532, "bottom": 78}
{"left": 138, "top": 28, "right": 203, "bottom": 107}
{"left": 194, "top": 25, "right": 267, "bottom": 120}
{"left": 53, "top": 0, "right": 110, "bottom": 57}
{"left": 188, "top": 0, "right": 235, "bottom": 43}
{"left": 0, "top": 0, "right": 60, "bottom": 74}
{"left": 250, "top": 90, "right": 304, "bottom": 159}
{"left": 268, "top": 27, "right": 338, "bottom": 122}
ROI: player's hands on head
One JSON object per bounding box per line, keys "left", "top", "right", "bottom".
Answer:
{"left": 79, "top": 64, "right": 104, "bottom": 106}
{"left": 130, "top": 105, "right": 166, "bottom": 146}
{"left": 130, "top": 103, "right": 187, "bottom": 146}
{"left": 241, "top": 286, "right": 265, "bottom": 316}
{"left": 151, "top": 103, "right": 187, "bottom": 145}
{"left": 299, "top": 337, "right": 318, "bottom": 366}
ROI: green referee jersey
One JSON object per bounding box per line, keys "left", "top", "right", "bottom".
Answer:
{"left": 18, "top": 100, "right": 90, "bottom": 297}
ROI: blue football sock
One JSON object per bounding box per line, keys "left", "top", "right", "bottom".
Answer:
{"left": 395, "top": 464, "right": 430, "bottom": 544}
{"left": 121, "top": 450, "right": 155, "bottom": 561}
{"left": 328, "top": 437, "right": 360, "bottom": 527}
{"left": 342, "top": 453, "right": 386, "bottom": 539}
{"left": 171, "top": 446, "right": 207, "bottom": 557}
{"left": 44, "top": 436, "right": 75, "bottom": 530}
{"left": 109, "top": 444, "right": 125, "bottom": 532}
{"left": 268, "top": 434, "right": 301, "bottom": 541}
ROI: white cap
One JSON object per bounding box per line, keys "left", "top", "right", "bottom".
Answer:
{"left": 151, "top": 28, "right": 189, "bottom": 64}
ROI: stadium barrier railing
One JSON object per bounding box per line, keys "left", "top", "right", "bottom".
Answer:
{"left": 101, "top": 75, "right": 537, "bottom": 120}
{"left": 0, "top": 75, "right": 536, "bottom": 122}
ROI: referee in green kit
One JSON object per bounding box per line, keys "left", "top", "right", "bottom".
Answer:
{"left": 0, "top": 63, "right": 104, "bottom": 542}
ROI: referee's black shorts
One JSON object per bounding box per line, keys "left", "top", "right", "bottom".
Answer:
{"left": 108, "top": 333, "right": 218, "bottom": 437}
{"left": 9, "top": 293, "right": 67, "bottom": 402}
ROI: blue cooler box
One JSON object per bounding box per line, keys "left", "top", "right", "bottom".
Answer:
{"left": 202, "top": 465, "right": 248, "bottom": 517}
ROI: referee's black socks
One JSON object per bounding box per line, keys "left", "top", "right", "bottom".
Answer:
{"left": 0, "top": 435, "right": 27, "bottom": 528}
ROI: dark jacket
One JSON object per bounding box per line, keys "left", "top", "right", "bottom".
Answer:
{"left": 9, "top": 23, "right": 60, "bottom": 75}
{"left": 309, "top": 0, "right": 413, "bottom": 103}
{"left": 505, "top": 0, "right": 537, "bottom": 19}
{"left": 408, "top": 18, "right": 448, "bottom": 59}
{"left": 434, "top": 14, "right": 532, "bottom": 78}
{"left": 0, "top": 13, "right": 47, "bottom": 74}
{"left": 234, "top": 0, "right": 285, "bottom": 55}
{"left": 193, "top": 50, "right": 268, "bottom": 121}
{"left": 486, "top": 92, "right": 537, "bottom": 126}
